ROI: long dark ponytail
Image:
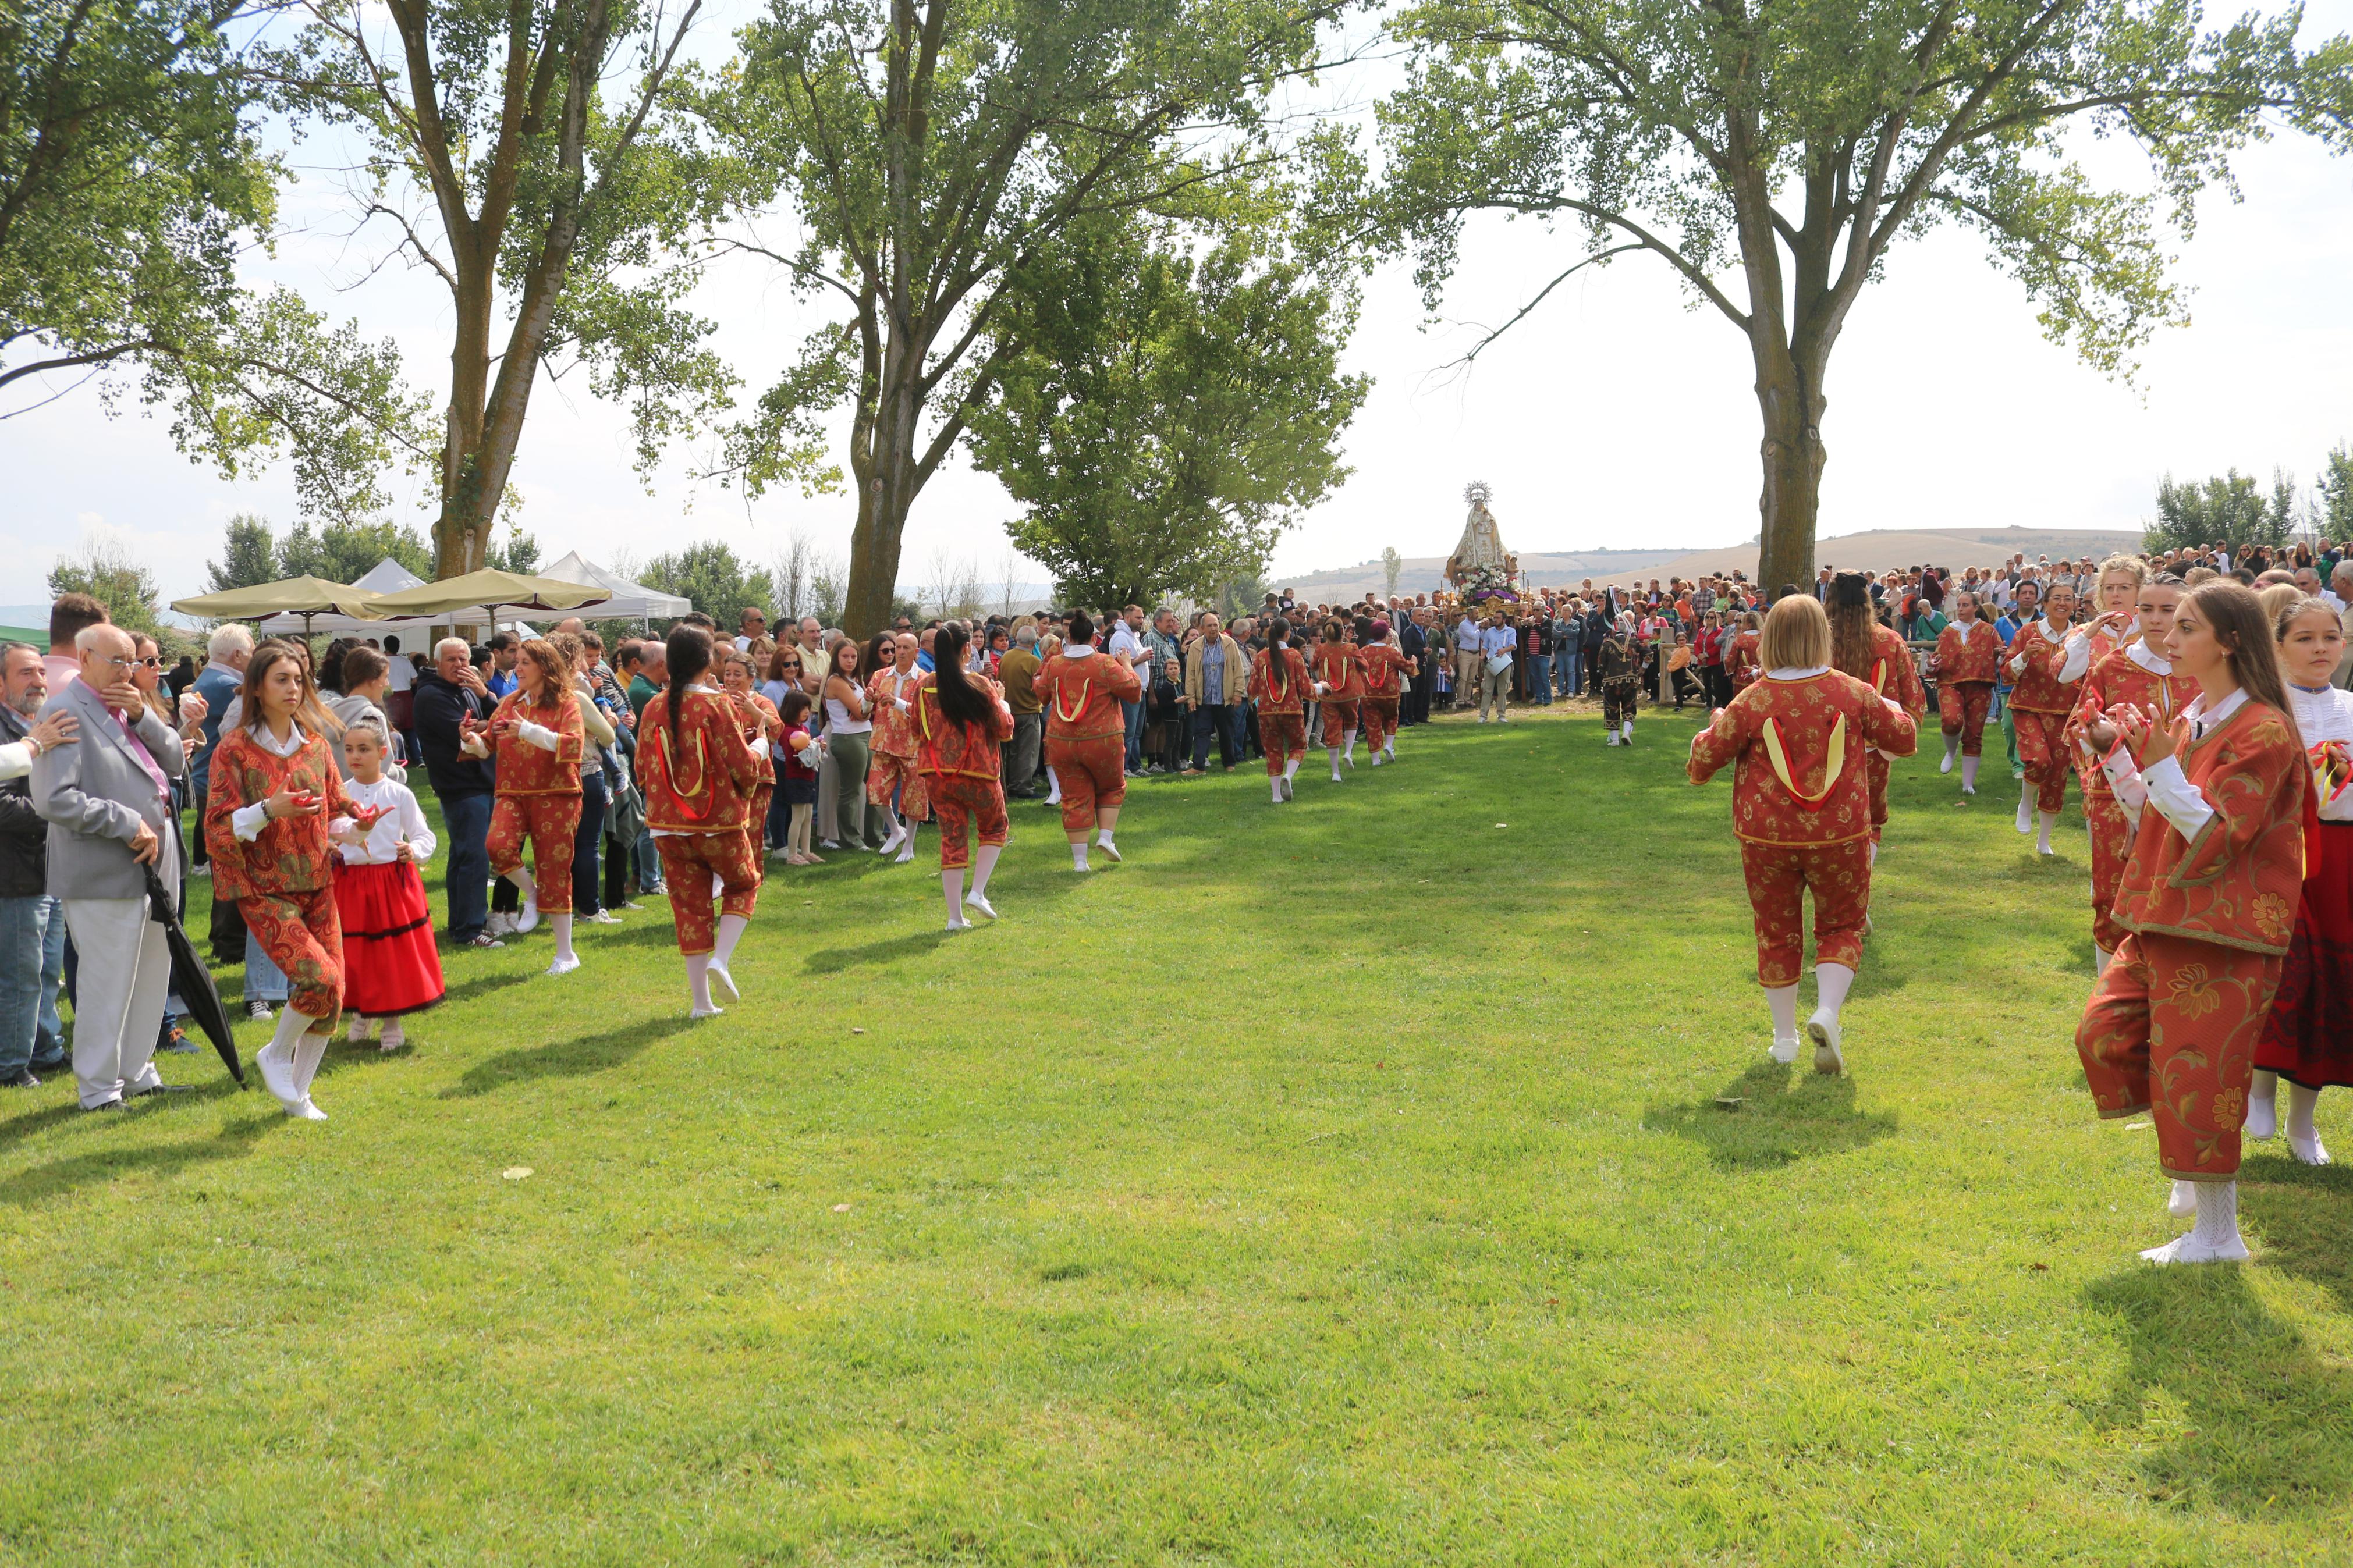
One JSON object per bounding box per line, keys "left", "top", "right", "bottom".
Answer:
{"left": 665, "top": 624, "right": 712, "bottom": 751}
{"left": 931, "top": 622, "right": 991, "bottom": 728}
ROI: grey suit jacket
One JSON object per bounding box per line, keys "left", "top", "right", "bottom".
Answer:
{"left": 32, "top": 678, "right": 186, "bottom": 901}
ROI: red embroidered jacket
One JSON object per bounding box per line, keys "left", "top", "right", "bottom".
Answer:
{"left": 1687, "top": 670, "right": 1918, "bottom": 847}
{"left": 867, "top": 666, "right": 924, "bottom": 760}
{"left": 1250, "top": 646, "right": 1311, "bottom": 714}
{"left": 487, "top": 689, "right": 584, "bottom": 796}
{"left": 1932, "top": 621, "right": 2001, "bottom": 685}
{"left": 913, "top": 673, "right": 1014, "bottom": 779}
{"left": 1726, "top": 631, "right": 1762, "bottom": 691}
{"left": 1033, "top": 652, "right": 1140, "bottom": 743}
{"left": 638, "top": 688, "right": 761, "bottom": 834}
{"left": 2006, "top": 619, "right": 2080, "bottom": 714}
{"left": 2114, "top": 699, "right": 2311, "bottom": 955}
{"left": 2065, "top": 650, "right": 2199, "bottom": 800}
{"left": 1313, "top": 642, "right": 1364, "bottom": 701}
{"left": 203, "top": 726, "right": 364, "bottom": 899}
{"left": 1356, "top": 645, "right": 1415, "bottom": 696}
{"left": 1851, "top": 624, "right": 1926, "bottom": 723}
{"left": 728, "top": 687, "right": 783, "bottom": 786}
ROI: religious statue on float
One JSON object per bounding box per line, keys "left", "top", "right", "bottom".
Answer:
{"left": 1445, "top": 481, "right": 1522, "bottom": 612}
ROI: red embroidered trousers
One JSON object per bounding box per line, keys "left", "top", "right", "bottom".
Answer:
{"left": 1045, "top": 733, "right": 1125, "bottom": 833}
{"left": 1939, "top": 681, "right": 1993, "bottom": 756}
{"left": 2085, "top": 792, "right": 2135, "bottom": 952}
{"left": 866, "top": 751, "right": 929, "bottom": 821}
{"left": 2014, "top": 710, "right": 2073, "bottom": 813}
{"left": 1738, "top": 837, "right": 1871, "bottom": 988}
{"left": 929, "top": 774, "right": 1008, "bottom": 870}
{"left": 2077, "top": 931, "right": 2283, "bottom": 1181}
{"left": 488, "top": 793, "right": 582, "bottom": 913}
{"left": 1360, "top": 695, "right": 1400, "bottom": 751}
{"left": 1259, "top": 714, "right": 1307, "bottom": 775}
{"left": 654, "top": 831, "right": 760, "bottom": 955}
{"left": 1319, "top": 698, "right": 1360, "bottom": 748}
{"left": 239, "top": 887, "right": 344, "bottom": 1026}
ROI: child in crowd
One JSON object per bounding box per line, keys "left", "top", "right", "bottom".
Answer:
{"left": 333, "top": 720, "right": 444, "bottom": 1051}
{"left": 776, "top": 690, "right": 824, "bottom": 866}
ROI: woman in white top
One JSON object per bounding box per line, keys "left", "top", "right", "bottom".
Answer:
{"left": 2249, "top": 594, "right": 2353, "bottom": 1160}
{"left": 325, "top": 643, "right": 400, "bottom": 780}
{"left": 818, "top": 637, "right": 877, "bottom": 850}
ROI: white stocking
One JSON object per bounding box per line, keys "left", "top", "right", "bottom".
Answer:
{"left": 551, "top": 912, "right": 575, "bottom": 962}
{"left": 1282, "top": 758, "right": 1300, "bottom": 781}
{"left": 1342, "top": 729, "right": 1357, "bottom": 765}
{"left": 1961, "top": 756, "right": 1980, "bottom": 790}
{"left": 941, "top": 868, "right": 966, "bottom": 922}
{"left": 713, "top": 912, "right": 749, "bottom": 970}
{"left": 971, "top": 842, "right": 1002, "bottom": 898}
{"left": 2036, "top": 810, "right": 2057, "bottom": 855}
{"left": 2095, "top": 945, "right": 2113, "bottom": 976}
{"left": 1942, "top": 734, "right": 1959, "bottom": 769}
{"left": 1814, "top": 962, "right": 1855, "bottom": 1021}
{"left": 1866, "top": 838, "right": 1879, "bottom": 867}
{"left": 503, "top": 866, "right": 537, "bottom": 898}
{"left": 1766, "top": 985, "right": 1800, "bottom": 1061}
{"left": 686, "top": 952, "right": 715, "bottom": 1013}
{"left": 2248, "top": 1069, "right": 2279, "bottom": 1139}
{"left": 2287, "top": 1083, "right": 2330, "bottom": 1164}
{"left": 1326, "top": 746, "right": 1341, "bottom": 778}
{"left": 292, "top": 1027, "right": 329, "bottom": 1094}
{"left": 1069, "top": 840, "right": 1089, "bottom": 870}
{"left": 1272, "top": 777, "right": 1284, "bottom": 802}
{"left": 259, "top": 1007, "right": 313, "bottom": 1105}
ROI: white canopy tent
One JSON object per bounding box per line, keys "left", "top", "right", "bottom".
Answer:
{"left": 254, "top": 557, "right": 551, "bottom": 642}
{"left": 540, "top": 551, "right": 690, "bottom": 624}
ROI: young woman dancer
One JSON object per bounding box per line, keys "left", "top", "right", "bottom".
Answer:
{"left": 719, "top": 646, "right": 783, "bottom": 886}
{"left": 1725, "top": 610, "right": 1762, "bottom": 695}
{"left": 636, "top": 626, "right": 765, "bottom": 1018}
{"left": 2056, "top": 555, "right": 2146, "bottom": 687}
{"left": 333, "top": 719, "right": 443, "bottom": 1053}
{"left": 1033, "top": 611, "right": 1141, "bottom": 870}
{"left": 1930, "top": 591, "right": 2002, "bottom": 795}
{"left": 1354, "top": 616, "right": 1417, "bottom": 766}
{"left": 2247, "top": 595, "right": 2353, "bottom": 1163}
{"left": 1249, "top": 617, "right": 1312, "bottom": 802}
{"left": 1826, "top": 573, "right": 1925, "bottom": 866}
{"left": 464, "top": 638, "right": 586, "bottom": 976}
{"left": 205, "top": 642, "right": 385, "bottom": 1119}
{"left": 2065, "top": 574, "right": 2196, "bottom": 975}
{"left": 2005, "top": 581, "right": 2082, "bottom": 852}
{"left": 908, "top": 623, "right": 1015, "bottom": 925}
{"left": 1314, "top": 617, "right": 1364, "bottom": 780}
{"left": 867, "top": 632, "right": 929, "bottom": 865}
{"left": 2076, "top": 582, "right": 2311, "bottom": 1263}
{"left": 1687, "top": 595, "right": 1917, "bottom": 1072}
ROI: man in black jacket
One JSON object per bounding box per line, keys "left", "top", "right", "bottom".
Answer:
{"left": 1, "top": 642, "right": 79, "bottom": 1086}
{"left": 413, "top": 637, "right": 501, "bottom": 948}
{"left": 1398, "top": 610, "right": 1429, "bottom": 725}
{"left": 1580, "top": 606, "right": 1608, "bottom": 696}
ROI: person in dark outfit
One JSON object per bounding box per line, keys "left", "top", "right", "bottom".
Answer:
{"left": 411, "top": 637, "right": 501, "bottom": 948}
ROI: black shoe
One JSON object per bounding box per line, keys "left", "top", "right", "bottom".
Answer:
{"left": 82, "top": 1098, "right": 126, "bottom": 1112}
{"left": 161, "top": 1027, "right": 198, "bottom": 1054}
{"left": 0, "top": 1069, "right": 37, "bottom": 1088}
{"left": 132, "top": 1082, "right": 193, "bottom": 1097}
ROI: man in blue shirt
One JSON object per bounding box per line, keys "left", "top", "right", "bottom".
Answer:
{"left": 484, "top": 632, "right": 520, "bottom": 699}
{"left": 1476, "top": 612, "right": 1517, "bottom": 723}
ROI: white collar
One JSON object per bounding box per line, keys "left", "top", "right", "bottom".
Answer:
{"left": 1063, "top": 644, "right": 1096, "bottom": 659}
{"left": 248, "top": 720, "right": 309, "bottom": 758}
{"left": 2126, "top": 641, "right": 2171, "bottom": 676}
{"left": 1766, "top": 665, "right": 1830, "bottom": 680}
{"left": 2187, "top": 688, "right": 2249, "bottom": 734}
{"left": 2038, "top": 617, "right": 2066, "bottom": 638}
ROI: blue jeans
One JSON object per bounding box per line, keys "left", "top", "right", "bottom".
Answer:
{"left": 244, "top": 930, "right": 289, "bottom": 1005}
{"left": 1528, "top": 655, "right": 1553, "bottom": 704}
{"left": 438, "top": 790, "right": 494, "bottom": 940}
{"left": 573, "top": 769, "right": 609, "bottom": 916}
{"left": 1557, "top": 649, "right": 1581, "bottom": 696}
{"left": 1122, "top": 698, "right": 1145, "bottom": 771}
{"left": 1191, "top": 703, "right": 1245, "bottom": 770}
{"left": 635, "top": 826, "right": 662, "bottom": 891}
{"left": 0, "top": 894, "right": 66, "bottom": 1075}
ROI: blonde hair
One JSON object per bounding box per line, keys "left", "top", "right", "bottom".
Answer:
{"left": 1758, "top": 595, "right": 1831, "bottom": 672}
{"left": 2256, "top": 582, "right": 2304, "bottom": 628}
{"left": 2097, "top": 553, "right": 2148, "bottom": 593}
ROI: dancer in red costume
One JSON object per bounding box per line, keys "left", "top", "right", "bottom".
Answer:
{"left": 205, "top": 641, "right": 387, "bottom": 1119}
{"left": 1033, "top": 611, "right": 1141, "bottom": 872}
{"left": 636, "top": 627, "right": 764, "bottom": 1018}
{"left": 1826, "top": 573, "right": 1925, "bottom": 870}
{"left": 1354, "top": 615, "right": 1417, "bottom": 766}
{"left": 1250, "top": 617, "right": 1312, "bottom": 803}
{"left": 1314, "top": 618, "right": 1363, "bottom": 781}
{"left": 2065, "top": 573, "right": 2197, "bottom": 975}
{"left": 2004, "top": 581, "right": 2082, "bottom": 854}
{"left": 906, "top": 623, "right": 1016, "bottom": 930}
{"left": 464, "top": 638, "right": 587, "bottom": 976}
{"left": 867, "top": 632, "right": 930, "bottom": 865}
{"left": 1930, "top": 591, "right": 2002, "bottom": 796}
{"left": 1687, "top": 595, "right": 1917, "bottom": 1073}
{"left": 2247, "top": 595, "right": 2353, "bottom": 1164}
{"left": 2077, "top": 583, "right": 2310, "bottom": 1263}
{"left": 719, "top": 646, "right": 783, "bottom": 887}
{"left": 1726, "top": 611, "right": 1762, "bottom": 694}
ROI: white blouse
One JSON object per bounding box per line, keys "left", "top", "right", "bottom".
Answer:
{"left": 335, "top": 776, "right": 438, "bottom": 866}
{"left": 2291, "top": 684, "right": 2353, "bottom": 823}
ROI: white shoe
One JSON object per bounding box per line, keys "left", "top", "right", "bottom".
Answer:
{"left": 2141, "top": 1229, "right": 2251, "bottom": 1264}
{"left": 1806, "top": 1012, "right": 1844, "bottom": 1075}
{"left": 1961, "top": 784, "right": 1976, "bottom": 797}
{"left": 945, "top": 917, "right": 971, "bottom": 933}
{"left": 878, "top": 827, "right": 906, "bottom": 855}
{"left": 1369, "top": 753, "right": 1383, "bottom": 767}
{"left": 290, "top": 1096, "right": 329, "bottom": 1122}
{"left": 2168, "top": 1179, "right": 2199, "bottom": 1218}
{"left": 1939, "top": 753, "right": 1955, "bottom": 774}
{"left": 2290, "top": 1134, "right": 2333, "bottom": 1167}
{"left": 2015, "top": 799, "right": 2033, "bottom": 834}
{"left": 379, "top": 1022, "right": 406, "bottom": 1053}
{"left": 515, "top": 895, "right": 540, "bottom": 935}
{"left": 707, "top": 963, "right": 739, "bottom": 1004}
{"left": 964, "top": 891, "right": 997, "bottom": 921}
{"left": 1095, "top": 840, "right": 1120, "bottom": 863}
{"left": 690, "top": 1004, "right": 726, "bottom": 1020}
{"left": 484, "top": 913, "right": 513, "bottom": 938}
{"left": 585, "top": 909, "right": 623, "bottom": 925}
{"left": 544, "top": 954, "right": 581, "bottom": 977}
{"left": 1768, "top": 1036, "right": 1801, "bottom": 1065}
{"left": 819, "top": 840, "right": 842, "bottom": 851}
{"left": 346, "top": 1015, "right": 370, "bottom": 1044}
{"left": 893, "top": 842, "right": 916, "bottom": 864}
{"left": 257, "top": 1041, "right": 299, "bottom": 1108}
{"left": 2246, "top": 1091, "right": 2277, "bottom": 1140}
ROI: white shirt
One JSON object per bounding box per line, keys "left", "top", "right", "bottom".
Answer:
{"left": 385, "top": 656, "right": 414, "bottom": 694}
{"left": 335, "top": 776, "right": 437, "bottom": 865}
{"left": 1106, "top": 624, "right": 1147, "bottom": 673}
{"left": 1478, "top": 625, "right": 1516, "bottom": 657}
{"left": 2109, "top": 689, "right": 2250, "bottom": 841}
{"left": 2291, "top": 683, "right": 2353, "bottom": 823}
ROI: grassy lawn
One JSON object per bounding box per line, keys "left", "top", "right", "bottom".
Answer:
{"left": 2, "top": 701, "right": 2350, "bottom": 1563}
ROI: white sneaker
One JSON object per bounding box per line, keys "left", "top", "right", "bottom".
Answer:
{"left": 2168, "top": 1179, "right": 2199, "bottom": 1218}
{"left": 690, "top": 1004, "right": 726, "bottom": 1020}
{"left": 964, "top": 891, "right": 997, "bottom": 921}
{"left": 945, "top": 917, "right": 972, "bottom": 933}
{"left": 257, "top": 1040, "right": 299, "bottom": 1107}
{"left": 1806, "top": 1013, "right": 1844, "bottom": 1075}
{"left": 585, "top": 909, "right": 622, "bottom": 925}
{"left": 708, "top": 963, "right": 739, "bottom": 1004}
{"left": 1939, "top": 752, "right": 1955, "bottom": 775}
{"left": 1768, "top": 1036, "right": 1801, "bottom": 1065}
{"left": 819, "top": 840, "right": 842, "bottom": 851}
{"left": 515, "top": 896, "right": 540, "bottom": 936}
{"left": 544, "top": 954, "right": 580, "bottom": 977}
{"left": 1095, "top": 840, "right": 1120, "bottom": 863}
{"left": 289, "top": 1096, "right": 329, "bottom": 1122}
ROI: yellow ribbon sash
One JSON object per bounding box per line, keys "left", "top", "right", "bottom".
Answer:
{"left": 1052, "top": 674, "right": 1092, "bottom": 725}
{"left": 1759, "top": 714, "right": 1848, "bottom": 812}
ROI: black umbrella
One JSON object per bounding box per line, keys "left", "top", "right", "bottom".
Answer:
{"left": 145, "top": 865, "right": 245, "bottom": 1086}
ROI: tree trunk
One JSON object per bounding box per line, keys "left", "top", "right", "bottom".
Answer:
{"left": 1752, "top": 346, "right": 1826, "bottom": 598}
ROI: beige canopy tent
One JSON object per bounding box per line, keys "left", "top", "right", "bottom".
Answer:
{"left": 364, "top": 569, "right": 609, "bottom": 625}
{"left": 170, "top": 575, "right": 385, "bottom": 638}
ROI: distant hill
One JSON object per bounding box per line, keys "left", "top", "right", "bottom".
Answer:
{"left": 1276, "top": 549, "right": 1688, "bottom": 602}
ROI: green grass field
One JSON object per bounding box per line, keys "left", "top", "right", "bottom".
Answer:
{"left": 2, "top": 701, "right": 2349, "bottom": 1564}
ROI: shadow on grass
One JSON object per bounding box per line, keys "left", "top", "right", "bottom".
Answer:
{"left": 2082, "top": 1262, "right": 2353, "bottom": 1515}
{"left": 441, "top": 1014, "right": 697, "bottom": 1099}
{"left": 2242, "top": 1156, "right": 2353, "bottom": 1318}
{"left": 1, "top": 1113, "right": 272, "bottom": 1207}
{"left": 1644, "top": 1059, "right": 1898, "bottom": 1169}
{"left": 805, "top": 928, "right": 966, "bottom": 973}
{"left": 436, "top": 970, "right": 540, "bottom": 1007}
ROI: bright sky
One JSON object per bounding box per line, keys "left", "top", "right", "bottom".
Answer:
{"left": 4, "top": 3, "right": 2350, "bottom": 610}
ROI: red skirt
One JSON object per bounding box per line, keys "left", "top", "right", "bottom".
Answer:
{"left": 332, "top": 859, "right": 447, "bottom": 1018}
{"left": 2255, "top": 820, "right": 2353, "bottom": 1088}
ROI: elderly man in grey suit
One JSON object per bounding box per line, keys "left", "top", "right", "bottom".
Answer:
{"left": 31, "top": 623, "right": 190, "bottom": 1110}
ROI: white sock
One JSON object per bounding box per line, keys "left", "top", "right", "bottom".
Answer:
{"left": 379, "top": 1018, "right": 404, "bottom": 1050}
{"left": 504, "top": 866, "right": 537, "bottom": 899}
{"left": 686, "top": 952, "right": 715, "bottom": 1012}
{"left": 1272, "top": 778, "right": 1284, "bottom": 802}
{"left": 895, "top": 823, "right": 918, "bottom": 862}
{"left": 1620, "top": 721, "right": 1632, "bottom": 738}
{"left": 2192, "top": 1181, "right": 2243, "bottom": 1248}
{"left": 1096, "top": 829, "right": 1115, "bottom": 848}
{"left": 1814, "top": 962, "right": 1855, "bottom": 1021}
{"left": 2095, "top": 944, "right": 2113, "bottom": 975}
{"left": 2248, "top": 1069, "right": 2279, "bottom": 1139}
{"left": 1327, "top": 747, "right": 1341, "bottom": 778}
{"left": 1866, "top": 839, "right": 1879, "bottom": 867}
{"left": 2287, "top": 1083, "right": 2329, "bottom": 1162}
{"left": 714, "top": 912, "right": 748, "bottom": 970}
{"left": 1961, "top": 756, "right": 1980, "bottom": 790}
{"left": 1070, "top": 841, "right": 1089, "bottom": 870}
{"left": 1343, "top": 730, "right": 1357, "bottom": 764}
{"left": 1942, "top": 735, "right": 1958, "bottom": 771}
{"left": 971, "top": 843, "right": 1002, "bottom": 898}
{"left": 2017, "top": 781, "right": 2035, "bottom": 830}
{"left": 942, "top": 869, "right": 966, "bottom": 922}
{"left": 2037, "top": 810, "right": 2057, "bottom": 854}
{"left": 292, "top": 1027, "right": 329, "bottom": 1095}
{"left": 261, "top": 1008, "right": 311, "bottom": 1101}
{"left": 1044, "top": 767, "right": 1061, "bottom": 801}
{"left": 1767, "top": 984, "right": 1800, "bottom": 1043}
{"left": 551, "top": 912, "right": 575, "bottom": 962}
{"left": 1283, "top": 758, "right": 1300, "bottom": 781}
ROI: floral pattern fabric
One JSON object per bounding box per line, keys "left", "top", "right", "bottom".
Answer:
{"left": 1258, "top": 713, "right": 1308, "bottom": 775}
{"left": 655, "top": 831, "right": 759, "bottom": 956}
{"left": 1686, "top": 671, "right": 1917, "bottom": 848}
{"left": 1034, "top": 653, "right": 1139, "bottom": 743}
{"left": 1248, "top": 648, "right": 1311, "bottom": 714}
{"left": 930, "top": 774, "right": 1009, "bottom": 870}
{"left": 2077, "top": 932, "right": 2283, "bottom": 1179}
{"left": 1046, "top": 733, "right": 1126, "bottom": 831}
{"left": 1932, "top": 621, "right": 2001, "bottom": 687}
{"left": 2115, "top": 701, "right": 2310, "bottom": 956}
{"left": 1738, "top": 838, "right": 1871, "bottom": 987}
{"left": 240, "top": 887, "right": 344, "bottom": 1027}
{"left": 487, "top": 691, "right": 585, "bottom": 795}
{"left": 639, "top": 690, "right": 762, "bottom": 834}
{"left": 488, "top": 794, "right": 582, "bottom": 912}
{"left": 203, "top": 728, "right": 364, "bottom": 900}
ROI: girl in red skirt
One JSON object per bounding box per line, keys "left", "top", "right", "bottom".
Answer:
{"left": 2248, "top": 595, "right": 2353, "bottom": 1164}
{"left": 205, "top": 642, "right": 387, "bottom": 1119}
{"left": 775, "top": 690, "right": 824, "bottom": 865}
{"left": 2078, "top": 582, "right": 2310, "bottom": 1263}
{"left": 2005, "top": 581, "right": 2082, "bottom": 853}
{"left": 1034, "top": 610, "right": 1141, "bottom": 872}
{"left": 907, "top": 623, "right": 1014, "bottom": 930}
{"left": 637, "top": 627, "right": 765, "bottom": 1018}
{"left": 333, "top": 718, "right": 444, "bottom": 1051}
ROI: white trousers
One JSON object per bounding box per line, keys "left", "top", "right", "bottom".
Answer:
{"left": 62, "top": 898, "right": 170, "bottom": 1108}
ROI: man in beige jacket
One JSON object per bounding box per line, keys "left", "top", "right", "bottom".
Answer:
{"left": 1180, "top": 614, "right": 1249, "bottom": 772}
